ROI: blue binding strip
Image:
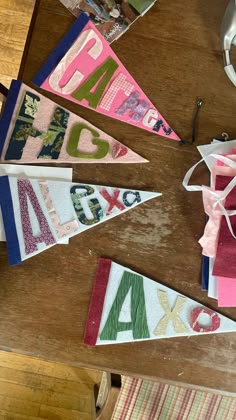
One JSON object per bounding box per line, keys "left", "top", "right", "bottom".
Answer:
{"left": 0, "top": 80, "right": 21, "bottom": 157}
{"left": 33, "top": 13, "right": 90, "bottom": 86}
{"left": 201, "top": 255, "right": 209, "bottom": 291}
{"left": 0, "top": 176, "right": 22, "bottom": 265}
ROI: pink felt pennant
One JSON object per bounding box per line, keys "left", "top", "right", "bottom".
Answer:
{"left": 33, "top": 14, "right": 179, "bottom": 142}
{"left": 0, "top": 81, "right": 147, "bottom": 164}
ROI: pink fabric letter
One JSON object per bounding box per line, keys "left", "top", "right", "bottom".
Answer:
{"left": 40, "top": 182, "right": 79, "bottom": 239}
{"left": 99, "top": 189, "right": 125, "bottom": 215}
{"left": 49, "top": 29, "right": 103, "bottom": 95}
{"left": 18, "top": 179, "right": 55, "bottom": 255}
{"left": 190, "top": 308, "right": 220, "bottom": 332}
{"left": 99, "top": 73, "right": 134, "bottom": 111}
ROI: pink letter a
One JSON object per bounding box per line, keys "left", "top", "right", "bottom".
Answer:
{"left": 18, "top": 180, "right": 55, "bottom": 255}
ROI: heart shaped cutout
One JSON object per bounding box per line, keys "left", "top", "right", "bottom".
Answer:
{"left": 112, "top": 142, "right": 128, "bottom": 159}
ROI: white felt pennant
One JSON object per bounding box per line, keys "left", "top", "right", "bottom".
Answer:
{"left": 84, "top": 259, "right": 236, "bottom": 346}
{"left": 0, "top": 176, "right": 161, "bottom": 265}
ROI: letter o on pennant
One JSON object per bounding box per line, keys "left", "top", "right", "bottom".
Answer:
{"left": 190, "top": 308, "right": 221, "bottom": 333}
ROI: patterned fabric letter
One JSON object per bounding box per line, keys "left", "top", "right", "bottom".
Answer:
{"left": 18, "top": 179, "right": 55, "bottom": 255}
{"left": 99, "top": 73, "right": 134, "bottom": 111}
{"left": 153, "top": 119, "right": 172, "bottom": 136}
{"left": 190, "top": 308, "right": 221, "bottom": 333}
{"left": 5, "top": 91, "right": 69, "bottom": 161}
{"left": 99, "top": 189, "right": 125, "bottom": 215}
{"left": 71, "top": 185, "right": 103, "bottom": 225}
{"left": 131, "top": 100, "right": 150, "bottom": 122}
{"left": 122, "top": 191, "right": 141, "bottom": 207}
{"left": 154, "top": 290, "right": 188, "bottom": 335}
{"left": 116, "top": 91, "right": 139, "bottom": 116}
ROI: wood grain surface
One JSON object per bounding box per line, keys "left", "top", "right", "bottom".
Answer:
{"left": 0, "top": 0, "right": 34, "bottom": 88}
{"left": 0, "top": 350, "right": 100, "bottom": 418}
{"left": 1, "top": 0, "right": 236, "bottom": 392}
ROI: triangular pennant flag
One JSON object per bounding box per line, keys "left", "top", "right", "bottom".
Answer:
{"left": 0, "top": 80, "right": 147, "bottom": 164}
{"left": 0, "top": 176, "right": 160, "bottom": 265}
{"left": 84, "top": 259, "right": 236, "bottom": 346}
{"left": 32, "top": 13, "right": 179, "bottom": 141}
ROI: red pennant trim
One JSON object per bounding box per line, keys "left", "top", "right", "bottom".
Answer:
{"left": 84, "top": 258, "right": 112, "bottom": 346}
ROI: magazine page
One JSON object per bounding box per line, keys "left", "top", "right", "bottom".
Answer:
{"left": 59, "top": 0, "right": 156, "bottom": 43}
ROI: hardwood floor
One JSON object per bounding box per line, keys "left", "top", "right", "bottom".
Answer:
{"left": 0, "top": 351, "right": 99, "bottom": 418}
{"left": 0, "top": 1, "right": 101, "bottom": 417}
{"left": 0, "top": 0, "right": 34, "bottom": 88}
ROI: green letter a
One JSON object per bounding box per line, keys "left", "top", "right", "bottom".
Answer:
{"left": 100, "top": 271, "right": 150, "bottom": 341}
{"left": 72, "top": 57, "right": 118, "bottom": 109}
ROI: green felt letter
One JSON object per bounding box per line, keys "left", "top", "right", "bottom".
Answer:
{"left": 72, "top": 57, "right": 119, "bottom": 108}
{"left": 67, "top": 123, "right": 109, "bottom": 159}
{"left": 100, "top": 271, "right": 150, "bottom": 341}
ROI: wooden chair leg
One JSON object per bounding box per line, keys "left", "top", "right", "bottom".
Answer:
{"left": 96, "top": 373, "right": 121, "bottom": 419}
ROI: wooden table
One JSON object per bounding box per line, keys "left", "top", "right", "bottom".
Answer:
{"left": 1, "top": 0, "right": 236, "bottom": 393}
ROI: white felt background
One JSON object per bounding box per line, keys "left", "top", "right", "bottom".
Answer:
{"left": 8, "top": 178, "right": 160, "bottom": 261}
{"left": 96, "top": 261, "right": 236, "bottom": 345}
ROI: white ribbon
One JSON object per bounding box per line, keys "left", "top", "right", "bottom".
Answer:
{"left": 182, "top": 157, "right": 204, "bottom": 192}
{"left": 183, "top": 153, "right": 236, "bottom": 238}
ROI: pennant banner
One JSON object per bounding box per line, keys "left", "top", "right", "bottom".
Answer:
{"left": 84, "top": 258, "right": 236, "bottom": 346}
{"left": 0, "top": 80, "right": 146, "bottom": 164}
{"left": 0, "top": 176, "right": 160, "bottom": 265}
{"left": 33, "top": 13, "right": 179, "bottom": 141}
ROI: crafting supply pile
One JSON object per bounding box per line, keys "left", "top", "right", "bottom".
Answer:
{"left": 0, "top": 8, "right": 235, "bottom": 345}
{"left": 183, "top": 139, "right": 236, "bottom": 308}
{"left": 59, "top": 0, "right": 157, "bottom": 43}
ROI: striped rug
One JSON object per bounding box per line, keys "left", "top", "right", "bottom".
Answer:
{"left": 112, "top": 376, "right": 236, "bottom": 419}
